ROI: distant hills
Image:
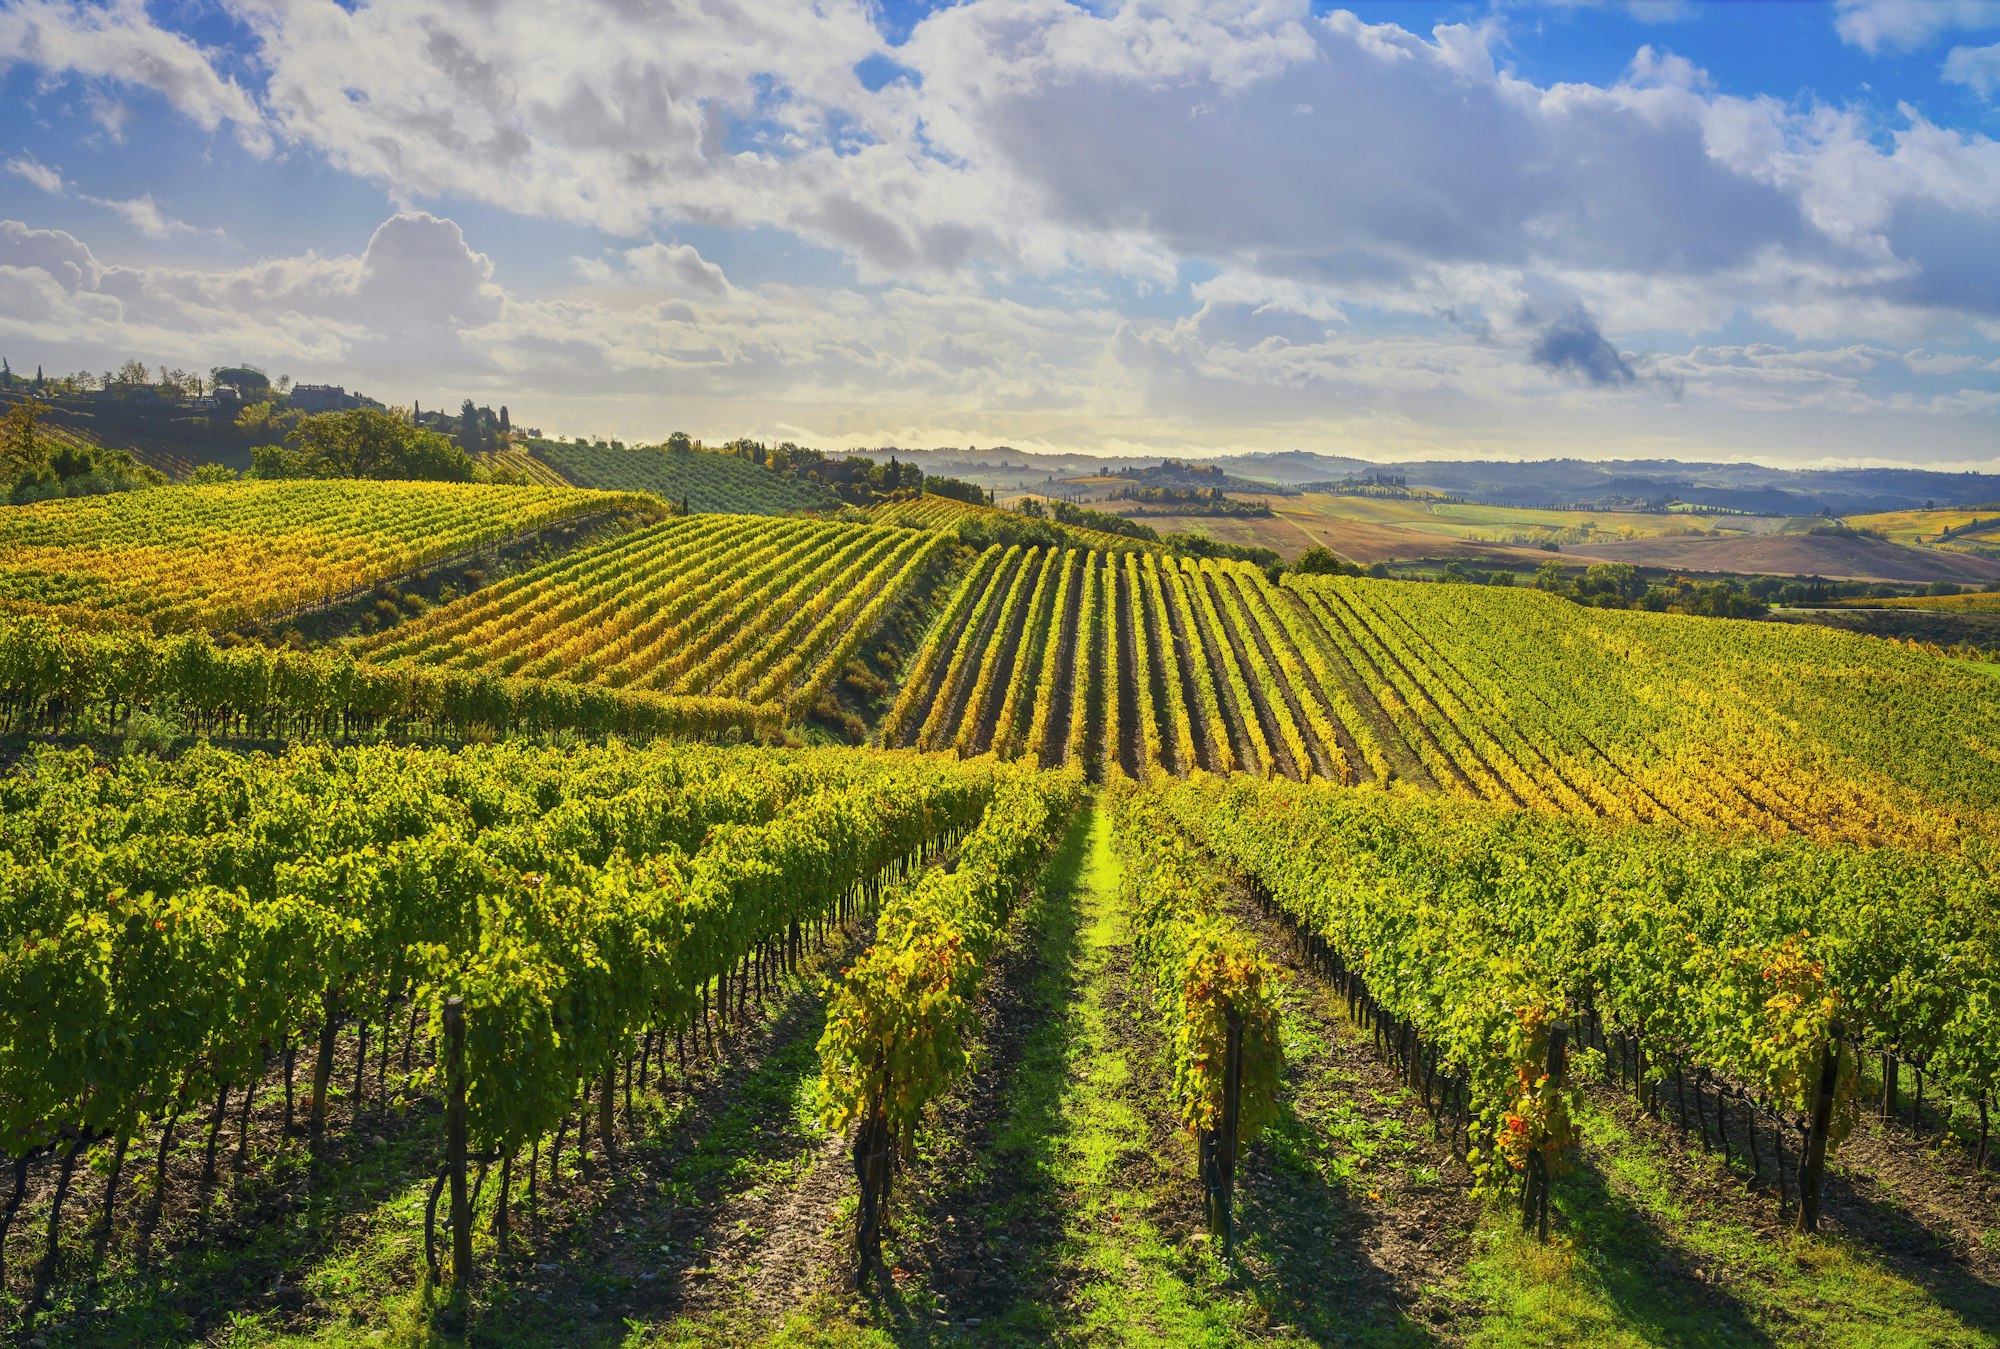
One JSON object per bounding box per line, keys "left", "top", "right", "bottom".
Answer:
{"left": 1563, "top": 531, "right": 2000, "bottom": 586}
{"left": 1225, "top": 454, "right": 2000, "bottom": 516}
{"left": 865, "top": 447, "right": 2000, "bottom": 515}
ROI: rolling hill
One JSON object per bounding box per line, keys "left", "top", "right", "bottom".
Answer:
{"left": 526, "top": 438, "right": 840, "bottom": 513}
{"left": 1561, "top": 530, "right": 2000, "bottom": 585}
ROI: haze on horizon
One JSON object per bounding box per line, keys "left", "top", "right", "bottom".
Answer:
{"left": 2, "top": 0, "right": 1999, "bottom": 469}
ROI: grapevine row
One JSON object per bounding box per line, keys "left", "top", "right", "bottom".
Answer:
{"left": 0, "top": 614, "right": 773, "bottom": 743}
{"left": 894, "top": 549, "right": 1377, "bottom": 784}
{"left": 1152, "top": 777, "right": 2000, "bottom": 1225}
{"left": 0, "top": 743, "right": 1003, "bottom": 1294}
{"left": 1109, "top": 786, "right": 1284, "bottom": 1251}
{"left": 0, "top": 480, "right": 650, "bottom": 633}
{"left": 817, "top": 764, "right": 1083, "bottom": 1272}
{"left": 1288, "top": 575, "right": 2000, "bottom": 843}
{"left": 361, "top": 515, "right": 951, "bottom": 715}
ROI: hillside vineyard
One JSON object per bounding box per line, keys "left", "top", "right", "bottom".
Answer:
{"left": 1, "top": 481, "right": 1996, "bottom": 1344}
{"left": 2, "top": 493, "right": 1988, "bottom": 836}
{"left": 356, "top": 515, "right": 954, "bottom": 718}
{"left": 0, "top": 480, "right": 647, "bottom": 632}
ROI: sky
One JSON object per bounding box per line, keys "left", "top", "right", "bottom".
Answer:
{"left": 3, "top": 0, "right": 2000, "bottom": 467}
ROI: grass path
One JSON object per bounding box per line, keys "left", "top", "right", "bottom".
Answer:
{"left": 1036, "top": 800, "right": 1251, "bottom": 1345}
{"left": 840, "top": 798, "right": 1272, "bottom": 1345}
{"left": 893, "top": 797, "right": 1469, "bottom": 1346}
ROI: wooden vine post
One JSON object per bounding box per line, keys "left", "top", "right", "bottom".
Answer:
{"left": 444, "top": 996, "right": 473, "bottom": 1304}
{"left": 1796, "top": 1022, "right": 1841, "bottom": 1234}
{"left": 308, "top": 988, "right": 340, "bottom": 1161}
{"left": 1202, "top": 1007, "right": 1246, "bottom": 1259}
{"left": 852, "top": 1105, "right": 892, "bottom": 1284}
{"left": 1520, "top": 1021, "right": 1567, "bottom": 1244}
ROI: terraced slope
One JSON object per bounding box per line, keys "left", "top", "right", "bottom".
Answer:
{"left": 1287, "top": 575, "right": 2000, "bottom": 846}
{"left": 480, "top": 447, "right": 571, "bottom": 485}
{"left": 869, "top": 492, "right": 1170, "bottom": 554}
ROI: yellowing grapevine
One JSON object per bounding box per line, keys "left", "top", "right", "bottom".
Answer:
{"left": 356, "top": 514, "right": 954, "bottom": 718}
{"left": 882, "top": 549, "right": 1999, "bottom": 844}
{"left": 0, "top": 480, "right": 648, "bottom": 632}
{"left": 884, "top": 548, "right": 1370, "bottom": 783}
{"left": 475, "top": 447, "right": 572, "bottom": 486}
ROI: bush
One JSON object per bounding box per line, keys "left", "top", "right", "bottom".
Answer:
{"left": 120, "top": 709, "right": 178, "bottom": 758}
{"left": 1292, "top": 546, "right": 1348, "bottom": 576}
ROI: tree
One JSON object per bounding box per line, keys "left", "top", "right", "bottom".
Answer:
{"left": 665, "top": 431, "right": 694, "bottom": 454}
{"left": 1, "top": 398, "right": 50, "bottom": 477}
{"left": 188, "top": 463, "right": 239, "bottom": 485}
{"left": 1292, "top": 546, "right": 1346, "bottom": 576}
{"left": 237, "top": 400, "right": 304, "bottom": 439}
{"left": 1580, "top": 562, "right": 1644, "bottom": 605}
{"left": 498, "top": 405, "right": 510, "bottom": 432}
{"left": 262, "top": 408, "right": 479, "bottom": 482}
{"left": 158, "top": 367, "right": 202, "bottom": 399}
{"left": 111, "top": 359, "right": 151, "bottom": 394}
{"left": 210, "top": 366, "right": 271, "bottom": 397}
{"left": 924, "top": 475, "right": 985, "bottom": 505}
{"left": 458, "top": 399, "right": 485, "bottom": 455}
{"left": 2, "top": 396, "right": 162, "bottom": 500}
{"left": 1, "top": 358, "right": 11, "bottom": 386}
{"left": 1534, "top": 559, "right": 1568, "bottom": 592}
{"left": 34, "top": 365, "right": 44, "bottom": 391}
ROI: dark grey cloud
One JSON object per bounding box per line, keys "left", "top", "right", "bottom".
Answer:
{"left": 1528, "top": 307, "right": 1636, "bottom": 386}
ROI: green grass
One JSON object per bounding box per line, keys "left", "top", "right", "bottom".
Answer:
{"left": 1231, "top": 974, "right": 1461, "bottom": 1345}
{"left": 811, "top": 800, "right": 1272, "bottom": 1346}
{"left": 1036, "top": 804, "right": 1254, "bottom": 1347}
{"left": 1463, "top": 1100, "right": 2000, "bottom": 1348}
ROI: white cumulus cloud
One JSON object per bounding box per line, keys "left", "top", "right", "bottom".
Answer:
{"left": 1944, "top": 41, "right": 2000, "bottom": 96}
{"left": 0, "top": 0, "right": 271, "bottom": 154}
{"left": 1833, "top": 0, "right": 2000, "bottom": 54}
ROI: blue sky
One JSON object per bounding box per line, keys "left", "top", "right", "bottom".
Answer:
{"left": 2, "top": 0, "right": 1999, "bottom": 465}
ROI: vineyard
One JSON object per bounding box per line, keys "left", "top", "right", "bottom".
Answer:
{"left": 2, "top": 478, "right": 1998, "bottom": 1346}
{"left": 474, "top": 448, "right": 570, "bottom": 487}
{"left": 354, "top": 514, "right": 956, "bottom": 719}
{"left": 0, "top": 481, "right": 650, "bottom": 633}
{"left": 869, "top": 492, "right": 1169, "bottom": 553}
{"left": 527, "top": 439, "right": 840, "bottom": 514}
{"left": 882, "top": 551, "right": 1998, "bottom": 844}
{"left": 883, "top": 548, "right": 1372, "bottom": 786}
